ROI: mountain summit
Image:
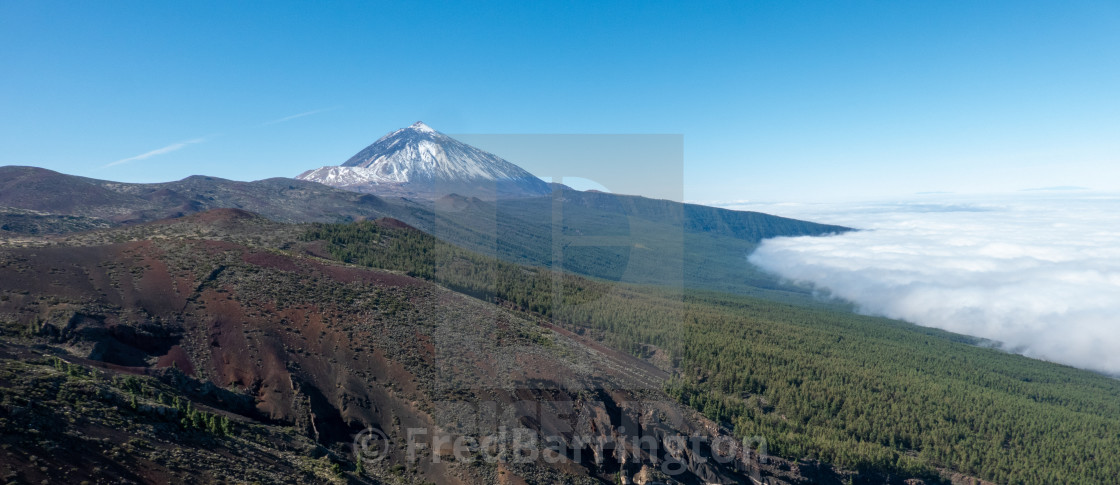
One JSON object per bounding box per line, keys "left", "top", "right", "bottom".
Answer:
{"left": 297, "top": 122, "right": 552, "bottom": 199}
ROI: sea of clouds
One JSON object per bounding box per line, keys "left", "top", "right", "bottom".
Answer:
{"left": 722, "top": 193, "right": 1120, "bottom": 375}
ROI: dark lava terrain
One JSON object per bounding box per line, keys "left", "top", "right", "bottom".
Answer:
{"left": 0, "top": 210, "right": 834, "bottom": 484}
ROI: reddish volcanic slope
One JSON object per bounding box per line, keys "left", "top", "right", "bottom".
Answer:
{"left": 0, "top": 211, "right": 780, "bottom": 484}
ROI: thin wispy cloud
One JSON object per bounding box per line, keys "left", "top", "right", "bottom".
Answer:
{"left": 262, "top": 107, "right": 337, "bottom": 126}
{"left": 103, "top": 138, "right": 206, "bottom": 168}
{"left": 739, "top": 194, "right": 1120, "bottom": 375}
{"left": 99, "top": 106, "right": 335, "bottom": 170}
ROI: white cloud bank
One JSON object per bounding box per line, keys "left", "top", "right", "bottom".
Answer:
{"left": 734, "top": 194, "right": 1120, "bottom": 375}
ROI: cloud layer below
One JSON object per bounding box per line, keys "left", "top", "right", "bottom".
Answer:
{"left": 733, "top": 194, "right": 1120, "bottom": 374}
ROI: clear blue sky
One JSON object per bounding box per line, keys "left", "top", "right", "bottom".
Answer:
{"left": 2, "top": 1, "right": 1118, "bottom": 202}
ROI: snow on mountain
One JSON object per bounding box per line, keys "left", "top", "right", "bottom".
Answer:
{"left": 297, "top": 122, "right": 552, "bottom": 199}
{"left": 295, "top": 166, "right": 389, "bottom": 186}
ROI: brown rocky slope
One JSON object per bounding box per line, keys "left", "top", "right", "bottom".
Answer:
{"left": 0, "top": 210, "right": 831, "bottom": 484}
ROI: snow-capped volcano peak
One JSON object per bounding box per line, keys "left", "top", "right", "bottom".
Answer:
{"left": 296, "top": 122, "right": 552, "bottom": 199}
{"left": 408, "top": 121, "right": 435, "bottom": 133}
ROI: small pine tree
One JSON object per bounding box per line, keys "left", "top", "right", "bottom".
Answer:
{"left": 219, "top": 416, "right": 232, "bottom": 436}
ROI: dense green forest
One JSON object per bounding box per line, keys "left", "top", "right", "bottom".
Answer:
{"left": 303, "top": 220, "right": 1120, "bottom": 484}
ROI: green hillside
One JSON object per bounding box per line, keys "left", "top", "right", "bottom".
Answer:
{"left": 305, "top": 219, "right": 1120, "bottom": 484}
{"left": 411, "top": 189, "right": 848, "bottom": 297}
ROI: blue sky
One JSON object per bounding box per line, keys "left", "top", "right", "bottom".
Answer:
{"left": 2, "top": 1, "right": 1118, "bottom": 202}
